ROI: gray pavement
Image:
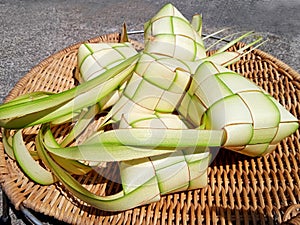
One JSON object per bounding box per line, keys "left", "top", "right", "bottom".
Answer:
{"left": 1, "top": 0, "right": 299, "bottom": 224}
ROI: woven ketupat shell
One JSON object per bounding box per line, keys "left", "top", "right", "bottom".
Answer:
{"left": 0, "top": 33, "right": 299, "bottom": 225}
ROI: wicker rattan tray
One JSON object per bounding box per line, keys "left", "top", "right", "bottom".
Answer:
{"left": 0, "top": 33, "right": 299, "bottom": 225}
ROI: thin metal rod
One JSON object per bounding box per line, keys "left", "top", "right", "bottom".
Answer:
{"left": 126, "top": 29, "right": 231, "bottom": 43}
{"left": 127, "top": 30, "right": 144, "bottom": 35}
{"left": 202, "top": 33, "right": 231, "bottom": 43}
{"left": 19, "top": 204, "right": 43, "bottom": 225}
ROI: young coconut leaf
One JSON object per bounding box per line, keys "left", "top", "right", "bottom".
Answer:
{"left": 2, "top": 128, "right": 15, "bottom": 159}
{"left": 0, "top": 54, "right": 139, "bottom": 129}
{"left": 12, "top": 130, "right": 56, "bottom": 185}
{"left": 179, "top": 60, "right": 299, "bottom": 156}
{"left": 41, "top": 125, "right": 175, "bottom": 162}
{"left": 35, "top": 129, "right": 92, "bottom": 176}
{"left": 37, "top": 125, "right": 163, "bottom": 211}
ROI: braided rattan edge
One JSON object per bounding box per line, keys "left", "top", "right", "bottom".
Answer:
{"left": 254, "top": 48, "right": 300, "bottom": 81}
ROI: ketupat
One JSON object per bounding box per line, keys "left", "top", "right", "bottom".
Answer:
{"left": 0, "top": 3, "right": 298, "bottom": 211}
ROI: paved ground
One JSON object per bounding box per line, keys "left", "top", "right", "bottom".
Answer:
{"left": 1, "top": 0, "right": 299, "bottom": 224}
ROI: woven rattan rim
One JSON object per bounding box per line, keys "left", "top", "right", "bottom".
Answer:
{"left": 0, "top": 33, "right": 299, "bottom": 225}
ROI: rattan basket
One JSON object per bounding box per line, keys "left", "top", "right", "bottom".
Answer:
{"left": 0, "top": 33, "right": 299, "bottom": 225}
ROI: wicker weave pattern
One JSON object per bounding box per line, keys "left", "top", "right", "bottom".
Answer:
{"left": 0, "top": 33, "right": 299, "bottom": 225}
